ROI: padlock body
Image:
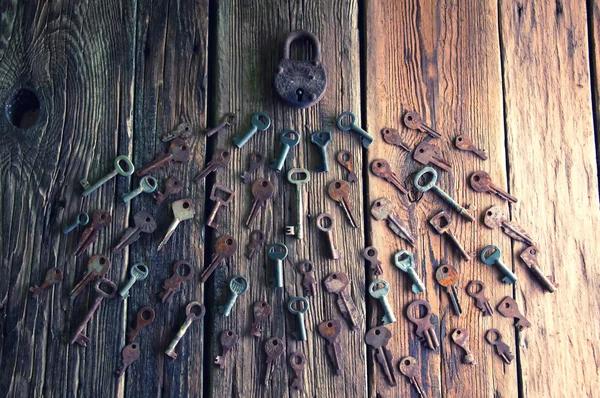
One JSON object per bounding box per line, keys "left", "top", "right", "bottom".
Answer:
{"left": 274, "top": 59, "right": 327, "bottom": 108}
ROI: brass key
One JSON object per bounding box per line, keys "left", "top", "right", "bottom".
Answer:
{"left": 403, "top": 110, "right": 442, "bottom": 138}
{"left": 157, "top": 199, "right": 195, "bottom": 251}
{"left": 137, "top": 138, "right": 190, "bottom": 177}
{"left": 413, "top": 141, "right": 452, "bottom": 172}
{"left": 469, "top": 171, "right": 518, "bottom": 203}
{"left": 327, "top": 179, "right": 358, "bottom": 228}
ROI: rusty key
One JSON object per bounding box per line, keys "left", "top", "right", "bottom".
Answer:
{"left": 206, "top": 113, "right": 237, "bottom": 137}
{"left": 214, "top": 330, "right": 238, "bottom": 368}
{"left": 165, "top": 302, "right": 205, "bottom": 359}
{"left": 469, "top": 171, "right": 518, "bottom": 203}
{"left": 154, "top": 176, "right": 184, "bottom": 205}
{"left": 370, "top": 159, "right": 409, "bottom": 195}
{"left": 30, "top": 267, "right": 63, "bottom": 298}
{"left": 466, "top": 280, "right": 494, "bottom": 316}
{"left": 370, "top": 198, "right": 416, "bottom": 246}
{"left": 413, "top": 141, "right": 452, "bottom": 172}
{"left": 381, "top": 127, "right": 410, "bottom": 151}
{"left": 70, "top": 254, "right": 111, "bottom": 300}
{"left": 484, "top": 205, "right": 534, "bottom": 245}
{"left": 160, "top": 122, "right": 193, "bottom": 142}
{"left": 245, "top": 179, "right": 274, "bottom": 228}
{"left": 318, "top": 319, "right": 344, "bottom": 376}
{"left": 195, "top": 148, "right": 232, "bottom": 182}
{"left": 263, "top": 337, "right": 285, "bottom": 386}
{"left": 399, "top": 356, "right": 427, "bottom": 397}
{"left": 74, "top": 210, "right": 112, "bottom": 256}
{"left": 519, "top": 246, "right": 558, "bottom": 293}
{"left": 70, "top": 278, "right": 117, "bottom": 346}
{"left": 485, "top": 329, "right": 514, "bottom": 364}
{"left": 455, "top": 134, "right": 488, "bottom": 160}
{"left": 137, "top": 138, "right": 190, "bottom": 177}
{"left": 327, "top": 179, "right": 359, "bottom": 228}
{"left": 127, "top": 306, "right": 155, "bottom": 343}
{"left": 429, "top": 211, "right": 471, "bottom": 261}
{"left": 298, "top": 261, "right": 317, "bottom": 297}
{"left": 206, "top": 184, "right": 235, "bottom": 230}
{"left": 116, "top": 343, "right": 140, "bottom": 376}
{"left": 251, "top": 300, "right": 271, "bottom": 337}
{"left": 365, "top": 326, "right": 396, "bottom": 386}
{"left": 113, "top": 211, "right": 157, "bottom": 252}
{"left": 406, "top": 299, "right": 439, "bottom": 351}
{"left": 157, "top": 199, "right": 195, "bottom": 251}
{"left": 336, "top": 151, "right": 358, "bottom": 183}
{"left": 158, "top": 260, "right": 195, "bottom": 303}
{"left": 497, "top": 297, "right": 531, "bottom": 330}
{"left": 245, "top": 229, "right": 266, "bottom": 260}
{"left": 324, "top": 272, "right": 360, "bottom": 331}
{"left": 241, "top": 151, "right": 266, "bottom": 184}
{"left": 451, "top": 328, "right": 475, "bottom": 365}
{"left": 435, "top": 264, "right": 462, "bottom": 316}
{"left": 200, "top": 234, "right": 237, "bottom": 283}
{"left": 403, "top": 110, "right": 442, "bottom": 138}
{"left": 362, "top": 246, "right": 384, "bottom": 276}
{"left": 289, "top": 352, "right": 307, "bottom": 391}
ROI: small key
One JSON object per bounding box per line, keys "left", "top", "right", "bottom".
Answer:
{"left": 406, "top": 299, "right": 439, "bottom": 351}
{"left": 206, "top": 183, "right": 235, "bottom": 230}
{"left": 165, "top": 301, "right": 205, "bottom": 359}
{"left": 62, "top": 212, "right": 89, "bottom": 235}
{"left": 298, "top": 261, "right": 317, "bottom": 297}
{"left": 324, "top": 272, "right": 360, "bottom": 331}
{"left": 370, "top": 159, "right": 409, "bottom": 195}
{"left": 214, "top": 330, "right": 238, "bottom": 368}
{"left": 245, "top": 178, "right": 274, "bottom": 227}
{"left": 393, "top": 250, "right": 425, "bottom": 294}
{"left": 70, "top": 254, "right": 111, "bottom": 300}
{"left": 455, "top": 134, "right": 487, "bottom": 160}
{"left": 519, "top": 246, "right": 558, "bottom": 293}
{"left": 127, "top": 306, "right": 155, "bottom": 343}
{"left": 371, "top": 199, "right": 416, "bottom": 246}
{"left": 158, "top": 260, "right": 195, "bottom": 303}
{"left": 365, "top": 326, "right": 396, "bottom": 386}
{"left": 311, "top": 131, "right": 332, "bottom": 172}
{"left": 81, "top": 155, "right": 135, "bottom": 197}
{"left": 154, "top": 176, "right": 184, "bottom": 205}
{"left": 137, "top": 138, "right": 190, "bottom": 177}
{"left": 116, "top": 342, "right": 140, "bottom": 376}
{"left": 233, "top": 112, "right": 271, "bottom": 148}
{"left": 157, "top": 198, "right": 195, "bottom": 251}
{"left": 263, "top": 337, "right": 284, "bottom": 386}
{"left": 469, "top": 171, "right": 517, "bottom": 203}
{"left": 245, "top": 229, "right": 266, "bottom": 260}
{"left": 122, "top": 175, "right": 158, "bottom": 202}
{"left": 251, "top": 300, "right": 271, "bottom": 337}
{"left": 70, "top": 278, "right": 117, "bottom": 346}
{"left": 414, "top": 167, "right": 475, "bottom": 222}
{"left": 362, "top": 246, "right": 384, "bottom": 276}
{"left": 399, "top": 356, "right": 427, "bottom": 398}
{"left": 481, "top": 245, "right": 517, "bottom": 284}
{"left": 328, "top": 179, "right": 359, "bottom": 228}
{"left": 160, "top": 122, "right": 193, "bottom": 142}
{"left": 195, "top": 148, "right": 232, "bottom": 183}
{"left": 241, "top": 151, "right": 266, "bottom": 184}
{"left": 267, "top": 243, "right": 288, "bottom": 289}
{"left": 206, "top": 113, "right": 237, "bottom": 137}
{"left": 30, "top": 267, "right": 63, "bottom": 298}
{"left": 485, "top": 329, "right": 514, "bottom": 364}
{"left": 336, "top": 151, "right": 359, "bottom": 183}
{"left": 271, "top": 129, "right": 300, "bottom": 171}
{"left": 368, "top": 279, "right": 396, "bottom": 325}
{"left": 200, "top": 234, "right": 237, "bottom": 283}
{"left": 218, "top": 275, "right": 248, "bottom": 317}
{"left": 337, "top": 111, "right": 374, "bottom": 148}
{"left": 484, "top": 206, "right": 534, "bottom": 245}
{"left": 318, "top": 319, "right": 344, "bottom": 375}
{"left": 288, "top": 296, "right": 309, "bottom": 341}
{"left": 466, "top": 280, "right": 494, "bottom": 316}
{"left": 497, "top": 296, "right": 532, "bottom": 330}
{"left": 118, "top": 263, "right": 149, "bottom": 300}
{"left": 286, "top": 168, "right": 310, "bottom": 239}
{"left": 403, "top": 110, "right": 442, "bottom": 138}
{"left": 113, "top": 211, "right": 157, "bottom": 252}
{"left": 413, "top": 141, "right": 452, "bottom": 172}
{"left": 289, "top": 352, "right": 307, "bottom": 391}
{"left": 316, "top": 213, "right": 341, "bottom": 260}
{"left": 429, "top": 211, "right": 471, "bottom": 261}
{"left": 451, "top": 328, "right": 475, "bottom": 365}
{"left": 74, "top": 210, "right": 112, "bottom": 256}
{"left": 380, "top": 127, "right": 410, "bottom": 151}
{"left": 435, "top": 264, "right": 462, "bottom": 316}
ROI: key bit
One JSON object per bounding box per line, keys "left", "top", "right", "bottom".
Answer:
{"left": 394, "top": 250, "right": 425, "bottom": 294}
{"left": 298, "top": 261, "right": 317, "bottom": 297}
{"left": 263, "top": 337, "right": 284, "bottom": 386}
{"left": 214, "top": 330, "right": 238, "bottom": 368}
{"left": 429, "top": 211, "right": 471, "bottom": 261}
{"left": 74, "top": 210, "right": 112, "bottom": 256}
{"left": 157, "top": 199, "right": 195, "bottom": 251}
{"left": 406, "top": 299, "right": 439, "bottom": 351}
{"left": 413, "top": 141, "right": 452, "bottom": 172}
{"left": 365, "top": 326, "right": 396, "bottom": 386}
{"left": 206, "top": 113, "right": 237, "bottom": 137}
{"left": 399, "top": 356, "right": 427, "bottom": 398}
{"left": 328, "top": 179, "right": 359, "bottom": 228}
{"left": 206, "top": 183, "right": 235, "bottom": 230}
{"left": 519, "top": 246, "right": 558, "bottom": 293}
{"left": 435, "top": 264, "right": 462, "bottom": 316}
{"left": 337, "top": 111, "right": 374, "bottom": 148}
{"left": 137, "top": 138, "right": 190, "bottom": 177}
{"left": 371, "top": 199, "right": 416, "bottom": 246}
{"left": 323, "top": 272, "right": 360, "bottom": 331}
{"left": 63, "top": 212, "right": 89, "bottom": 235}
{"left": 154, "top": 176, "right": 184, "bottom": 205}
{"left": 233, "top": 112, "right": 271, "bottom": 148}
{"left": 160, "top": 122, "right": 193, "bottom": 142}
{"left": 70, "top": 278, "right": 117, "bottom": 346}
{"left": 336, "top": 150, "right": 359, "bottom": 183}
{"left": 381, "top": 127, "right": 410, "bottom": 151}
{"left": 497, "top": 296, "right": 532, "bottom": 330}
{"left": 113, "top": 211, "right": 157, "bottom": 252}
{"left": 195, "top": 148, "right": 232, "bottom": 182}
{"left": 30, "top": 267, "right": 63, "bottom": 298}
{"left": 451, "top": 328, "right": 475, "bottom": 365}
{"left": 370, "top": 159, "right": 409, "bottom": 195}
{"left": 241, "top": 151, "right": 266, "bottom": 184}
{"left": 481, "top": 245, "right": 518, "bottom": 284}
{"left": 466, "top": 280, "right": 494, "bottom": 316}
{"left": 316, "top": 213, "right": 341, "bottom": 260}
{"left": 200, "top": 234, "right": 237, "bottom": 283}
{"left": 362, "top": 246, "right": 384, "bottom": 276}
{"left": 318, "top": 319, "right": 344, "bottom": 375}
{"left": 245, "top": 229, "right": 266, "bottom": 260}
{"left": 159, "top": 260, "right": 195, "bottom": 303}
{"left": 403, "top": 110, "right": 442, "bottom": 138}
{"left": 70, "top": 254, "right": 111, "bottom": 300}
{"left": 485, "top": 329, "right": 514, "bottom": 364}
{"left": 165, "top": 302, "right": 205, "bottom": 359}
{"left": 127, "top": 306, "right": 155, "bottom": 343}
{"left": 454, "top": 134, "right": 487, "bottom": 160}
{"left": 289, "top": 352, "right": 307, "bottom": 391}
{"left": 251, "top": 300, "right": 271, "bottom": 337}
{"left": 483, "top": 206, "right": 534, "bottom": 245}
{"left": 470, "top": 171, "right": 518, "bottom": 203}
{"left": 116, "top": 342, "right": 140, "bottom": 376}
{"left": 311, "top": 131, "right": 332, "bottom": 172}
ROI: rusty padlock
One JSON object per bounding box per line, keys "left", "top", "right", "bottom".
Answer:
{"left": 274, "top": 30, "right": 327, "bottom": 108}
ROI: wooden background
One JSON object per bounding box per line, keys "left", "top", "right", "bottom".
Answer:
{"left": 0, "top": 0, "right": 598, "bottom": 397}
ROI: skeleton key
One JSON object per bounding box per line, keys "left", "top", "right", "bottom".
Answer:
{"left": 380, "top": 127, "right": 410, "bottom": 151}
{"left": 241, "top": 151, "right": 266, "bottom": 184}
{"left": 369, "top": 280, "right": 396, "bottom": 325}
{"left": 413, "top": 141, "right": 452, "bottom": 172}
{"left": 318, "top": 319, "right": 344, "bottom": 375}
{"left": 336, "top": 150, "right": 359, "bottom": 183}
{"left": 393, "top": 250, "right": 425, "bottom": 294}
{"left": 286, "top": 168, "right": 310, "bottom": 239}
{"left": 362, "top": 246, "right": 384, "bottom": 276}
{"left": 370, "top": 199, "right": 416, "bottom": 246}
{"left": 81, "top": 155, "right": 135, "bottom": 197}
{"left": 483, "top": 206, "right": 534, "bottom": 245}
{"left": 154, "top": 176, "right": 184, "bottom": 205}
{"left": 399, "top": 356, "right": 427, "bottom": 398}
{"left": 160, "top": 122, "right": 193, "bottom": 142}
{"left": 267, "top": 243, "right": 288, "bottom": 289}
{"left": 519, "top": 246, "right": 558, "bottom": 293}
{"left": 74, "top": 210, "right": 112, "bottom": 256}
{"left": 214, "top": 330, "right": 238, "bottom": 368}
{"left": 195, "top": 149, "right": 232, "bottom": 183}
{"left": 70, "top": 254, "right": 111, "bottom": 300}
{"left": 113, "top": 211, "right": 157, "bottom": 252}
{"left": 30, "top": 267, "right": 63, "bottom": 298}
{"left": 157, "top": 199, "right": 195, "bottom": 251}
{"left": 337, "top": 111, "right": 374, "bottom": 148}
{"left": 406, "top": 299, "right": 440, "bottom": 351}
{"left": 289, "top": 352, "right": 307, "bottom": 391}
{"left": 206, "top": 184, "right": 235, "bottom": 230}
{"left": 481, "top": 245, "right": 518, "bottom": 284}
{"left": 497, "top": 296, "right": 532, "bottom": 330}
{"left": 63, "top": 212, "right": 89, "bottom": 235}
{"left": 165, "top": 301, "right": 205, "bottom": 359}
{"left": 118, "top": 263, "right": 149, "bottom": 300}
{"left": 454, "top": 134, "right": 488, "bottom": 160}
{"left": 251, "top": 300, "right": 271, "bottom": 337}
{"left": 298, "top": 261, "right": 317, "bottom": 297}
{"left": 469, "top": 171, "right": 517, "bottom": 203}
{"left": 127, "top": 306, "right": 155, "bottom": 343}
{"left": 245, "top": 178, "right": 274, "bottom": 227}
{"left": 206, "top": 113, "right": 237, "bottom": 137}
{"left": 271, "top": 129, "right": 300, "bottom": 171}
{"left": 328, "top": 179, "right": 359, "bottom": 228}
{"left": 323, "top": 272, "right": 360, "bottom": 331}
{"left": 70, "top": 278, "right": 117, "bottom": 346}
{"left": 218, "top": 275, "right": 248, "bottom": 316}
{"left": 429, "top": 211, "right": 471, "bottom": 261}
{"left": 311, "top": 131, "right": 332, "bottom": 172}
{"left": 158, "top": 260, "right": 195, "bottom": 303}
{"left": 365, "top": 326, "right": 396, "bottom": 386}
{"left": 403, "top": 110, "right": 442, "bottom": 138}
{"left": 435, "top": 265, "right": 462, "bottom": 316}
{"left": 137, "top": 138, "right": 190, "bottom": 177}
{"left": 116, "top": 342, "right": 140, "bottom": 376}
{"left": 370, "top": 159, "right": 409, "bottom": 195}
{"left": 122, "top": 175, "right": 158, "bottom": 202}
{"left": 233, "top": 112, "right": 272, "bottom": 148}
{"left": 200, "top": 234, "right": 237, "bottom": 283}
{"left": 451, "top": 328, "right": 475, "bottom": 365}
{"left": 316, "top": 213, "right": 341, "bottom": 260}
{"left": 263, "top": 337, "right": 284, "bottom": 386}
{"left": 245, "top": 229, "right": 266, "bottom": 260}
{"left": 485, "top": 329, "right": 514, "bottom": 364}
{"left": 466, "top": 280, "right": 494, "bottom": 316}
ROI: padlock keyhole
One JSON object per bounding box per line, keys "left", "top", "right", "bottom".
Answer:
{"left": 296, "top": 88, "right": 304, "bottom": 103}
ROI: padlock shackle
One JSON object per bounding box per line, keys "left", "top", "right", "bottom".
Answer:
{"left": 283, "top": 30, "right": 321, "bottom": 62}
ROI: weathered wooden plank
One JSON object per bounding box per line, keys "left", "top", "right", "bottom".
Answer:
{"left": 592, "top": 0, "right": 600, "bottom": 175}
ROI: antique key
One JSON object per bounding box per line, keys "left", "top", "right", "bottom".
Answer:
{"left": 137, "top": 138, "right": 190, "bottom": 177}
{"left": 241, "top": 151, "right": 266, "bottom": 184}
{"left": 406, "top": 299, "right": 439, "bottom": 351}
{"left": 195, "top": 149, "right": 232, "bottom": 182}
{"left": 113, "top": 211, "right": 157, "bottom": 252}
{"left": 403, "top": 110, "right": 442, "bottom": 138}
{"left": 318, "top": 319, "right": 344, "bottom": 375}
{"left": 362, "top": 246, "right": 384, "bottom": 276}
{"left": 328, "top": 179, "right": 359, "bottom": 228}
{"left": 370, "top": 159, "right": 409, "bottom": 195}
{"left": 158, "top": 260, "right": 195, "bottom": 303}
{"left": 298, "top": 261, "right": 317, "bottom": 297}
{"left": 337, "top": 111, "right": 374, "bottom": 148}
{"left": 484, "top": 206, "right": 534, "bottom": 245}
{"left": 30, "top": 267, "right": 63, "bottom": 298}
{"left": 413, "top": 141, "right": 452, "bottom": 172}
{"left": 399, "top": 357, "right": 427, "bottom": 398}
{"left": 381, "top": 127, "right": 410, "bottom": 151}
{"left": 154, "top": 176, "right": 184, "bottom": 205}
{"left": 336, "top": 150, "right": 359, "bottom": 183}
{"left": 286, "top": 168, "right": 310, "bottom": 239}
{"left": 70, "top": 254, "right": 111, "bottom": 300}
{"left": 324, "top": 272, "right": 360, "bottom": 331}
{"left": 165, "top": 301, "right": 205, "bottom": 359}
{"left": 200, "top": 234, "right": 237, "bottom": 283}
{"left": 371, "top": 199, "right": 416, "bottom": 246}
{"left": 271, "top": 129, "right": 300, "bottom": 171}
{"left": 469, "top": 171, "right": 517, "bottom": 203}
{"left": 289, "top": 352, "right": 307, "bottom": 391}
{"left": 263, "top": 337, "right": 284, "bottom": 386}
{"left": 206, "top": 113, "right": 237, "bottom": 137}
{"left": 481, "top": 245, "right": 517, "bottom": 284}
{"left": 429, "top": 211, "right": 471, "bottom": 261}
{"left": 116, "top": 343, "right": 140, "bottom": 376}
{"left": 485, "top": 329, "right": 514, "bottom": 364}
{"left": 218, "top": 275, "right": 248, "bottom": 317}
{"left": 455, "top": 134, "right": 487, "bottom": 160}
{"left": 519, "top": 246, "right": 558, "bottom": 293}
{"left": 233, "top": 112, "right": 272, "bottom": 148}
{"left": 393, "top": 250, "right": 425, "bottom": 294}
{"left": 122, "top": 175, "right": 158, "bottom": 202}
{"left": 71, "top": 278, "right": 117, "bottom": 346}
{"left": 311, "top": 131, "right": 332, "bottom": 172}
{"left": 267, "top": 243, "right": 288, "bottom": 289}
{"left": 251, "top": 300, "right": 271, "bottom": 337}
{"left": 118, "top": 263, "right": 149, "bottom": 300}
{"left": 63, "top": 212, "right": 89, "bottom": 235}
{"left": 214, "top": 330, "right": 238, "bottom": 368}
{"left": 127, "top": 306, "right": 155, "bottom": 343}
{"left": 316, "top": 213, "right": 341, "bottom": 260}
{"left": 369, "top": 279, "right": 396, "bottom": 325}
{"left": 157, "top": 199, "right": 195, "bottom": 251}
{"left": 74, "top": 210, "right": 112, "bottom": 256}
{"left": 435, "top": 264, "right": 462, "bottom": 316}
{"left": 206, "top": 184, "right": 235, "bottom": 230}
{"left": 81, "top": 155, "right": 135, "bottom": 197}
{"left": 497, "top": 296, "right": 531, "bottom": 330}
{"left": 466, "top": 280, "right": 494, "bottom": 316}
{"left": 245, "top": 178, "right": 275, "bottom": 227}
{"left": 365, "top": 326, "right": 396, "bottom": 386}
{"left": 245, "top": 229, "right": 266, "bottom": 260}
{"left": 451, "top": 328, "right": 475, "bottom": 365}
{"left": 288, "top": 296, "right": 309, "bottom": 341}
{"left": 160, "top": 122, "right": 193, "bottom": 142}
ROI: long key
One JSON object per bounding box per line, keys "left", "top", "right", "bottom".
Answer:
{"left": 81, "top": 155, "right": 135, "bottom": 197}
{"left": 298, "top": 261, "right": 317, "bottom": 297}
{"left": 497, "top": 296, "right": 532, "bottom": 330}
{"left": 328, "top": 179, "right": 358, "bottom": 228}
{"left": 271, "top": 129, "right": 300, "bottom": 171}
{"left": 413, "top": 141, "right": 452, "bottom": 172}
{"left": 245, "top": 229, "right": 266, "bottom": 260}
{"left": 158, "top": 260, "right": 195, "bottom": 303}
{"left": 337, "top": 111, "right": 374, "bottom": 148}
{"left": 74, "top": 210, "right": 112, "bottom": 256}
{"left": 30, "top": 267, "right": 63, "bottom": 298}
{"left": 70, "top": 254, "right": 111, "bottom": 300}
{"left": 429, "top": 211, "right": 471, "bottom": 261}
{"left": 403, "top": 110, "right": 442, "bottom": 138}
{"left": 381, "top": 127, "right": 410, "bottom": 151}
{"left": 288, "top": 296, "right": 309, "bottom": 341}
{"left": 481, "top": 245, "right": 517, "bottom": 284}
{"left": 289, "top": 352, "right": 307, "bottom": 391}
{"left": 122, "top": 175, "right": 158, "bottom": 202}
{"left": 318, "top": 320, "right": 344, "bottom": 375}
{"left": 70, "top": 278, "right": 117, "bottom": 346}
{"left": 160, "top": 122, "right": 193, "bottom": 142}
{"left": 362, "top": 246, "right": 384, "bottom": 276}
{"left": 206, "top": 183, "right": 235, "bottom": 230}
{"left": 267, "top": 243, "right": 288, "bottom": 289}
{"left": 154, "top": 176, "right": 184, "bottom": 205}
{"left": 466, "top": 280, "right": 494, "bottom": 316}
{"left": 470, "top": 171, "right": 517, "bottom": 203}
{"left": 116, "top": 343, "right": 140, "bottom": 376}
{"left": 195, "top": 149, "right": 232, "bottom": 182}
{"left": 519, "top": 246, "right": 559, "bottom": 293}
{"left": 324, "top": 272, "right": 360, "bottom": 331}
{"left": 214, "top": 330, "right": 238, "bottom": 368}
{"left": 484, "top": 205, "right": 534, "bottom": 245}
{"left": 393, "top": 250, "right": 425, "bottom": 294}
{"left": 113, "top": 211, "right": 157, "bottom": 252}
{"left": 414, "top": 167, "right": 475, "bottom": 222}
{"left": 127, "top": 306, "right": 155, "bottom": 343}
{"left": 118, "top": 263, "right": 149, "bottom": 300}
{"left": 263, "top": 337, "right": 284, "bottom": 386}
{"left": 336, "top": 151, "right": 359, "bottom": 183}
{"left": 233, "top": 112, "right": 271, "bottom": 148}
{"left": 399, "top": 356, "right": 427, "bottom": 398}
{"left": 157, "top": 198, "right": 195, "bottom": 251}
{"left": 435, "top": 264, "right": 462, "bottom": 316}
{"left": 451, "top": 328, "right": 475, "bottom": 365}
{"left": 165, "top": 302, "right": 205, "bottom": 359}
{"left": 406, "top": 299, "right": 439, "bottom": 351}
{"left": 245, "top": 178, "right": 274, "bottom": 227}
{"left": 371, "top": 199, "right": 416, "bottom": 246}
{"left": 218, "top": 275, "right": 248, "bottom": 316}
{"left": 368, "top": 279, "right": 396, "bottom": 325}
{"left": 62, "top": 212, "right": 89, "bottom": 235}
{"left": 251, "top": 300, "right": 271, "bottom": 337}
{"left": 370, "top": 159, "right": 409, "bottom": 195}
{"left": 316, "top": 213, "right": 341, "bottom": 260}
{"left": 365, "top": 326, "right": 396, "bottom": 386}
{"left": 286, "top": 168, "right": 310, "bottom": 239}
{"left": 455, "top": 134, "right": 488, "bottom": 160}
{"left": 485, "top": 329, "right": 514, "bottom": 364}
{"left": 206, "top": 113, "right": 237, "bottom": 137}
{"left": 200, "top": 234, "right": 237, "bottom": 283}
{"left": 311, "top": 131, "right": 332, "bottom": 172}
{"left": 137, "top": 139, "right": 190, "bottom": 177}
{"left": 241, "top": 151, "right": 266, "bottom": 184}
